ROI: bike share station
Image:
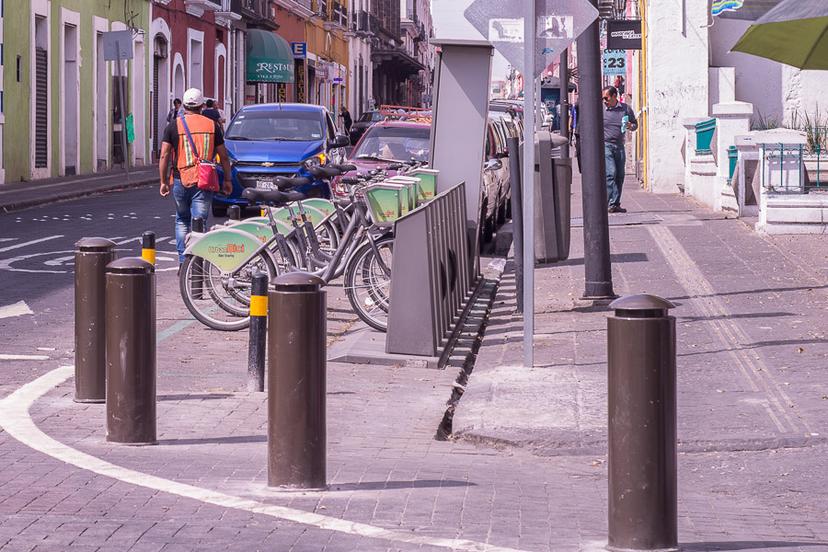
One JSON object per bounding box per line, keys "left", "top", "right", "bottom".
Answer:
{"left": 328, "top": 39, "right": 496, "bottom": 369}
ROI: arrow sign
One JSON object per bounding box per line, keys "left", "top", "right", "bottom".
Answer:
{"left": 464, "top": 0, "right": 598, "bottom": 76}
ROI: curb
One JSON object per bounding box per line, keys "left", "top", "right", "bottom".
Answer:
{"left": 0, "top": 176, "right": 156, "bottom": 214}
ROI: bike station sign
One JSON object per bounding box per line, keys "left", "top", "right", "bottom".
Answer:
{"left": 464, "top": 0, "right": 599, "bottom": 76}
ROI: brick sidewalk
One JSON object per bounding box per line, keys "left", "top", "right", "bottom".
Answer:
{"left": 2, "top": 171, "right": 828, "bottom": 550}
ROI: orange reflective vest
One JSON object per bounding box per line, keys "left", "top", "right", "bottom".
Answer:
{"left": 175, "top": 114, "right": 217, "bottom": 187}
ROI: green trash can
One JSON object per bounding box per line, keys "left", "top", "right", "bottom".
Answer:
{"left": 694, "top": 119, "right": 716, "bottom": 155}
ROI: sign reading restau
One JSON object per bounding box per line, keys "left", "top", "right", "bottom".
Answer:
{"left": 607, "top": 20, "right": 642, "bottom": 50}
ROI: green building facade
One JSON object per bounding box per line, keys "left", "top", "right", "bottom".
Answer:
{"left": 2, "top": 0, "right": 151, "bottom": 183}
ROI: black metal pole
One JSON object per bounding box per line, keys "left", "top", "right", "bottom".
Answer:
{"left": 576, "top": 2, "right": 615, "bottom": 300}
{"left": 559, "top": 50, "right": 570, "bottom": 158}
{"left": 267, "top": 272, "right": 327, "bottom": 490}
{"left": 607, "top": 294, "right": 677, "bottom": 551}
{"left": 507, "top": 136, "right": 524, "bottom": 313}
{"left": 248, "top": 272, "right": 268, "bottom": 392}
{"left": 228, "top": 205, "right": 241, "bottom": 221}
{"left": 191, "top": 218, "right": 205, "bottom": 300}
{"left": 74, "top": 238, "right": 116, "bottom": 403}
{"left": 105, "top": 257, "right": 156, "bottom": 445}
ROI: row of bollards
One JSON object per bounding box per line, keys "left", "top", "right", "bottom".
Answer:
{"left": 75, "top": 231, "right": 674, "bottom": 542}
{"left": 73, "top": 231, "right": 329, "bottom": 490}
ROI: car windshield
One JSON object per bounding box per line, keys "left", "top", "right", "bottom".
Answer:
{"left": 226, "top": 110, "right": 325, "bottom": 141}
{"left": 353, "top": 126, "right": 431, "bottom": 162}
{"left": 357, "top": 112, "right": 384, "bottom": 123}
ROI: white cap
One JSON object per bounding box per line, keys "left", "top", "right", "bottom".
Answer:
{"left": 183, "top": 88, "right": 204, "bottom": 108}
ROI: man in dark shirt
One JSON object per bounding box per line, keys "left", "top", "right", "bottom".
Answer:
{"left": 202, "top": 99, "right": 222, "bottom": 124}
{"left": 159, "top": 88, "right": 232, "bottom": 266}
{"left": 166, "top": 98, "right": 182, "bottom": 124}
{"left": 602, "top": 85, "right": 637, "bottom": 213}
{"left": 340, "top": 106, "right": 353, "bottom": 135}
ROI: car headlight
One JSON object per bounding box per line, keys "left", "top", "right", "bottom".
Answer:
{"left": 303, "top": 153, "right": 327, "bottom": 169}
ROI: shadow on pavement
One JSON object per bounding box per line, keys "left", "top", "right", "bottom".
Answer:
{"left": 158, "top": 435, "right": 266, "bottom": 445}
{"left": 327, "top": 479, "right": 476, "bottom": 491}
{"left": 681, "top": 541, "right": 828, "bottom": 551}
{"left": 158, "top": 393, "right": 234, "bottom": 401}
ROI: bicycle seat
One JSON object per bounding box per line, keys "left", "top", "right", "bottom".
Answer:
{"left": 242, "top": 188, "right": 307, "bottom": 205}
{"left": 274, "top": 176, "right": 310, "bottom": 190}
{"left": 307, "top": 166, "right": 342, "bottom": 179}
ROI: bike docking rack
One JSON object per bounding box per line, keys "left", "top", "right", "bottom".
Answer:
{"left": 330, "top": 179, "right": 485, "bottom": 369}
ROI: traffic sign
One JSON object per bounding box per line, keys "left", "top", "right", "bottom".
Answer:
{"left": 602, "top": 49, "right": 626, "bottom": 75}
{"left": 464, "top": 0, "right": 598, "bottom": 76}
{"left": 102, "top": 30, "right": 133, "bottom": 61}
{"left": 291, "top": 42, "right": 307, "bottom": 58}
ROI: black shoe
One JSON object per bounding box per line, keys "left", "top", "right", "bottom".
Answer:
{"left": 615, "top": 206, "right": 627, "bottom": 213}
{"left": 608, "top": 206, "right": 618, "bottom": 213}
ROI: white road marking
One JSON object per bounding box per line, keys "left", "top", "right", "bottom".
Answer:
{"left": 0, "top": 301, "right": 34, "bottom": 319}
{"left": 0, "top": 366, "right": 523, "bottom": 552}
{"left": 0, "top": 354, "right": 50, "bottom": 361}
{"left": 0, "top": 238, "right": 18, "bottom": 243}
{"left": 0, "top": 235, "right": 63, "bottom": 254}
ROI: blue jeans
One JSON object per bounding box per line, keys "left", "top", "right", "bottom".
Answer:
{"left": 172, "top": 178, "right": 212, "bottom": 263}
{"left": 605, "top": 143, "right": 626, "bottom": 207}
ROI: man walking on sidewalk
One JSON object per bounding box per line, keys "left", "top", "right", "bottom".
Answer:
{"left": 158, "top": 88, "right": 232, "bottom": 267}
{"left": 602, "top": 85, "right": 637, "bottom": 213}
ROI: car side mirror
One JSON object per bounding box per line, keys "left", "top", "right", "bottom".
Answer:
{"left": 330, "top": 134, "right": 350, "bottom": 148}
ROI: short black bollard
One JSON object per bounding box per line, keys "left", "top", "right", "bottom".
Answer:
{"left": 74, "top": 238, "right": 117, "bottom": 403}
{"left": 247, "top": 272, "right": 268, "bottom": 392}
{"left": 607, "top": 294, "right": 677, "bottom": 551}
{"left": 105, "top": 257, "right": 157, "bottom": 445}
{"left": 190, "top": 217, "right": 205, "bottom": 300}
{"left": 141, "top": 231, "right": 156, "bottom": 265}
{"left": 228, "top": 205, "right": 241, "bottom": 221}
{"left": 267, "top": 272, "right": 326, "bottom": 489}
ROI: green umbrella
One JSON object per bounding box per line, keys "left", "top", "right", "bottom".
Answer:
{"left": 731, "top": 1, "right": 828, "bottom": 69}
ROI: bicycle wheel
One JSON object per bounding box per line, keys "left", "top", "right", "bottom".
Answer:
{"left": 316, "top": 220, "right": 340, "bottom": 253}
{"left": 344, "top": 235, "right": 393, "bottom": 332}
{"left": 179, "top": 252, "right": 277, "bottom": 331}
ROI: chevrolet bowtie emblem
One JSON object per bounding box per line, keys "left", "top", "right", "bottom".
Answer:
{"left": 262, "top": 162, "right": 275, "bottom": 167}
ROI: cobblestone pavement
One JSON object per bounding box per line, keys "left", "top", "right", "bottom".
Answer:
{"left": 2, "top": 180, "right": 828, "bottom": 551}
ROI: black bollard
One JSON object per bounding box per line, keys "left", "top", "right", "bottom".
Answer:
{"left": 74, "top": 238, "right": 116, "bottom": 403}
{"left": 228, "top": 205, "right": 241, "bottom": 221}
{"left": 267, "top": 272, "right": 326, "bottom": 489}
{"left": 190, "top": 217, "right": 205, "bottom": 300}
{"left": 141, "top": 231, "right": 156, "bottom": 265}
{"left": 247, "top": 272, "right": 268, "bottom": 392}
{"left": 105, "top": 257, "right": 157, "bottom": 445}
{"left": 607, "top": 294, "right": 677, "bottom": 551}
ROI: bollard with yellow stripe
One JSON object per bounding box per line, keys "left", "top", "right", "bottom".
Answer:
{"left": 141, "top": 231, "right": 156, "bottom": 265}
{"left": 248, "top": 271, "right": 269, "bottom": 392}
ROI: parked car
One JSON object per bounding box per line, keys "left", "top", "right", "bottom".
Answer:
{"left": 348, "top": 110, "right": 384, "bottom": 145}
{"left": 481, "top": 116, "right": 513, "bottom": 243}
{"left": 212, "top": 103, "right": 349, "bottom": 216}
{"left": 332, "top": 120, "right": 431, "bottom": 200}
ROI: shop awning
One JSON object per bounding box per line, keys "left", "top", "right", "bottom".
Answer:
{"left": 246, "top": 29, "right": 295, "bottom": 83}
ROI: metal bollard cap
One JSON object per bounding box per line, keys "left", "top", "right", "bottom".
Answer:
{"left": 106, "top": 257, "right": 155, "bottom": 275}
{"left": 76, "top": 237, "right": 116, "bottom": 252}
{"left": 273, "top": 271, "right": 325, "bottom": 292}
{"left": 609, "top": 294, "right": 675, "bottom": 318}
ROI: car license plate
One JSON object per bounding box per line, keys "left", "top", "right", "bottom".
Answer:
{"left": 256, "top": 180, "right": 277, "bottom": 190}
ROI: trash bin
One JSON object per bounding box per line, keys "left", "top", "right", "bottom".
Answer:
{"left": 533, "top": 131, "right": 572, "bottom": 263}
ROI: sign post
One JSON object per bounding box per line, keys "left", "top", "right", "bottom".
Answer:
{"left": 465, "top": 0, "right": 599, "bottom": 368}
{"left": 103, "top": 31, "right": 133, "bottom": 177}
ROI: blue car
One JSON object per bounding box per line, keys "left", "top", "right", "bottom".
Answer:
{"left": 213, "top": 103, "right": 349, "bottom": 216}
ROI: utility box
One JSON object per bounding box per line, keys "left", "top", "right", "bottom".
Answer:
{"left": 534, "top": 131, "right": 572, "bottom": 263}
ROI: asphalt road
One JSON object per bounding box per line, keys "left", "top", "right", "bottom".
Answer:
{"left": 0, "top": 187, "right": 195, "bottom": 393}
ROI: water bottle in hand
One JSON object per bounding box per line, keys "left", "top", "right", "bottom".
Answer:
{"left": 621, "top": 114, "right": 629, "bottom": 135}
